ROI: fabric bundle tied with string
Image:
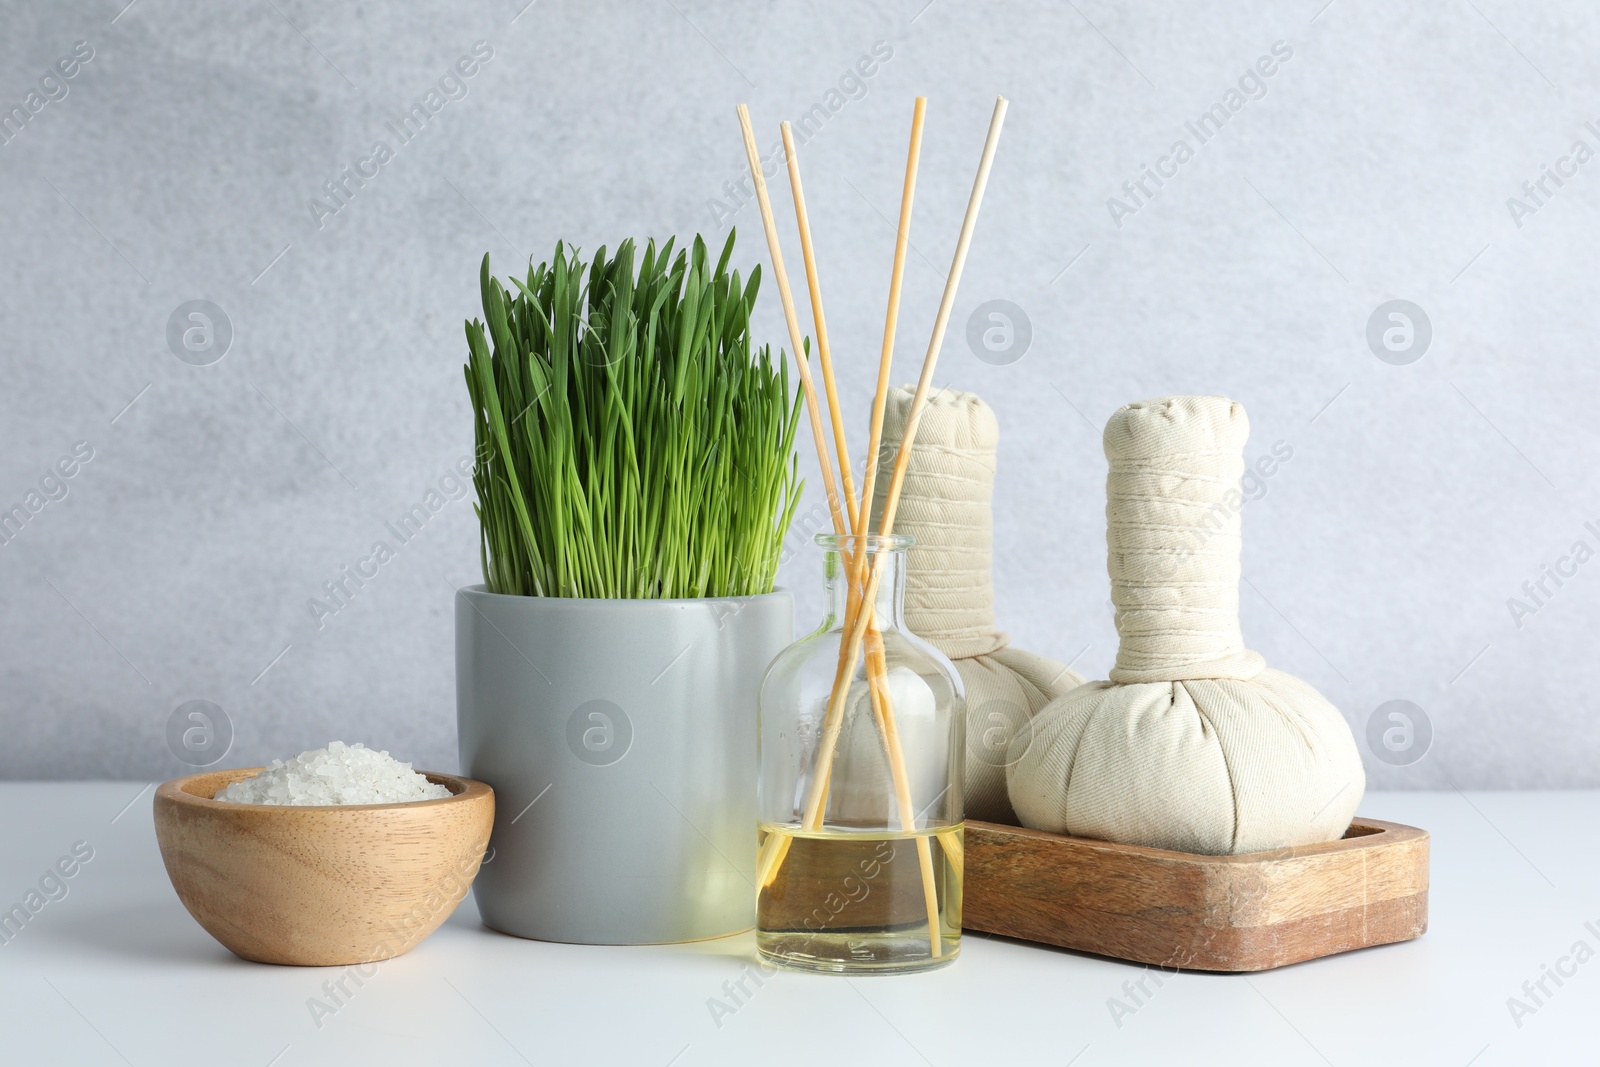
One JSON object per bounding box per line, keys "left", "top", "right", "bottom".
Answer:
{"left": 1007, "top": 396, "right": 1365, "bottom": 855}
{"left": 869, "top": 386, "right": 1084, "bottom": 825}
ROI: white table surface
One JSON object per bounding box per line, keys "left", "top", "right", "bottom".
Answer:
{"left": 1, "top": 785, "right": 1594, "bottom": 1066}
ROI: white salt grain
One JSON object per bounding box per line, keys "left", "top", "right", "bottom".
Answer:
{"left": 214, "top": 741, "right": 452, "bottom": 805}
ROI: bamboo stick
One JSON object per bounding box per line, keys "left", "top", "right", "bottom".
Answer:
{"left": 780, "top": 121, "right": 857, "bottom": 517}
{"left": 748, "top": 95, "right": 1007, "bottom": 963}
{"left": 754, "top": 96, "right": 927, "bottom": 892}
{"left": 736, "top": 104, "right": 850, "bottom": 541}
{"left": 854, "top": 100, "right": 930, "bottom": 912}
{"left": 740, "top": 104, "right": 899, "bottom": 896}
{"left": 795, "top": 94, "right": 1010, "bottom": 892}
{"left": 849, "top": 102, "right": 936, "bottom": 946}
{"left": 854, "top": 96, "right": 926, "bottom": 538}
{"left": 777, "top": 120, "right": 901, "bottom": 812}
{"left": 849, "top": 102, "right": 930, "bottom": 935}
{"left": 756, "top": 110, "right": 939, "bottom": 951}
{"left": 864, "top": 626, "right": 944, "bottom": 955}
{"left": 745, "top": 109, "right": 897, "bottom": 771}
{"left": 774, "top": 115, "right": 911, "bottom": 786}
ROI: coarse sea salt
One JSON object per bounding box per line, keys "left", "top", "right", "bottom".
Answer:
{"left": 214, "top": 741, "right": 452, "bottom": 805}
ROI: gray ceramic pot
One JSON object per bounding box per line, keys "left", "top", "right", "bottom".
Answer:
{"left": 456, "top": 585, "right": 793, "bottom": 944}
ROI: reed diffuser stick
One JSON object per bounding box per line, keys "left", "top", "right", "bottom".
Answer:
{"left": 775, "top": 114, "right": 908, "bottom": 764}
{"left": 736, "top": 104, "right": 850, "bottom": 541}
{"left": 854, "top": 96, "right": 925, "bottom": 537}
{"left": 877, "top": 96, "right": 1007, "bottom": 535}
{"left": 851, "top": 97, "right": 927, "bottom": 844}
{"left": 753, "top": 111, "right": 938, "bottom": 948}
{"left": 753, "top": 97, "right": 927, "bottom": 891}
{"left": 799, "top": 94, "right": 1009, "bottom": 845}
{"left": 851, "top": 99, "right": 998, "bottom": 889}
{"left": 850, "top": 99, "right": 935, "bottom": 894}
{"left": 780, "top": 121, "right": 857, "bottom": 519}
{"left": 741, "top": 104, "right": 909, "bottom": 903}
{"left": 777, "top": 117, "right": 895, "bottom": 751}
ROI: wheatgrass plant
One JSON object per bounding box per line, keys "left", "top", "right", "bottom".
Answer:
{"left": 464, "top": 232, "right": 803, "bottom": 599}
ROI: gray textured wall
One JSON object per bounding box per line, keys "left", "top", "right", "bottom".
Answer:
{"left": 2, "top": 0, "right": 1594, "bottom": 787}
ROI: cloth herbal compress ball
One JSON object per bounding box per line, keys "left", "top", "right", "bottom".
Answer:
{"left": 1006, "top": 396, "right": 1365, "bottom": 854}
{"left": 871, "top": 386, "right": 1084, "bottom": 824}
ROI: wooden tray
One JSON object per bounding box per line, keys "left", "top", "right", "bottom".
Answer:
{"left": 963, "top": 818, "right": 1429, "bottom": 972}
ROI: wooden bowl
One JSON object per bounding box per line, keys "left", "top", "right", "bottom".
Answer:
{"left": 153, "top": 767, "right": 494, "bottom": 966}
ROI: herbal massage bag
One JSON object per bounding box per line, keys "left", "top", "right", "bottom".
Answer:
{"left": 871, "top": 387, "right": 1084, "bottom": 824}
{"left": 1007, "top": 396, "right": 1365, "bottom": 854}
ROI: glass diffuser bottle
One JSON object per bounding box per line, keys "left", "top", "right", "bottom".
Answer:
{"left": 756, "top": 533, "right": 965, "bottom": 974}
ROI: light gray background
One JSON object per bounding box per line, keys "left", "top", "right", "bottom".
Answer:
{"left": 2, "top": 0, "right": 1593, "bottom": 786}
